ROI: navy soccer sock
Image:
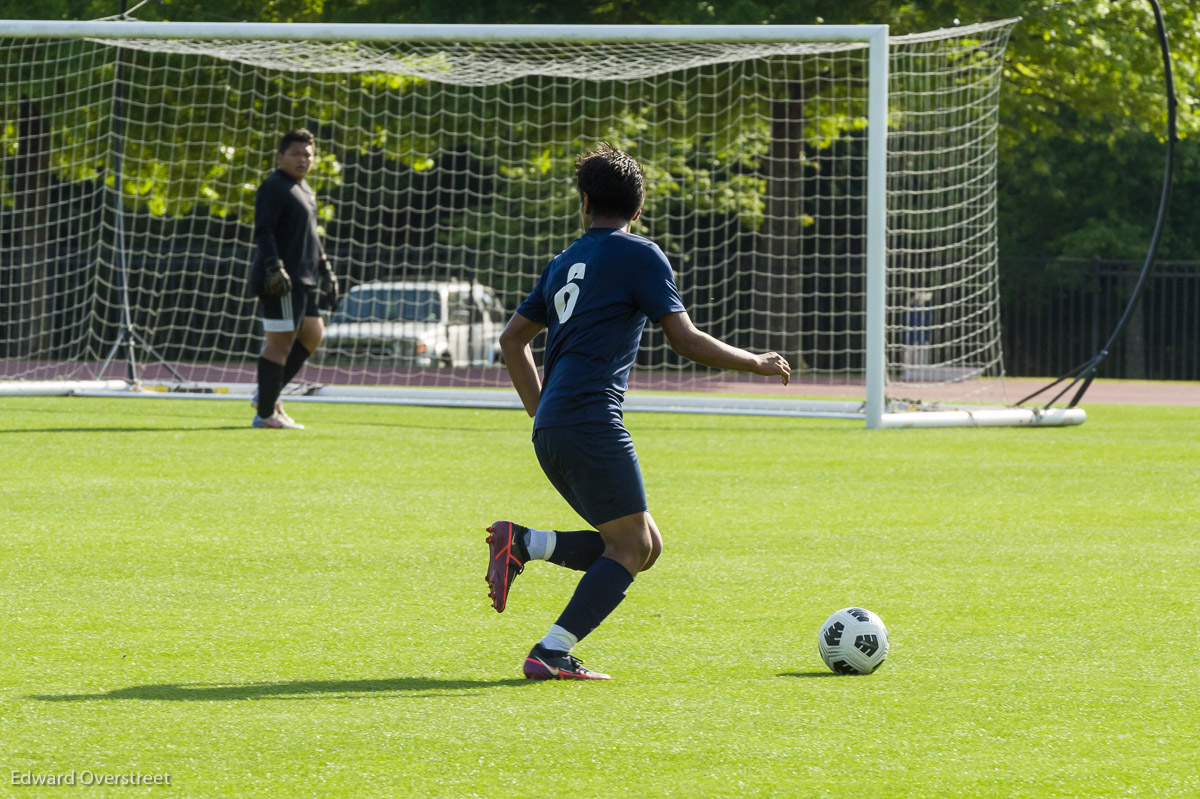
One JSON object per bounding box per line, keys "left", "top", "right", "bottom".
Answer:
{"left": 280, "top": 339, "right": 313, "bottom": 388}
{"left": 545, "top": 529, "right": 605, "bottom": 572}
{"left": 551, "top": 556, "right": 635, "bottom": 646}
{"left": 256, "top": 357, "right": 285, "bottom": 419}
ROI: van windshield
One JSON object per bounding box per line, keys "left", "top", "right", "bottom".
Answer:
{"left": 332, "top": 288, "right": 441, "bottom": 323}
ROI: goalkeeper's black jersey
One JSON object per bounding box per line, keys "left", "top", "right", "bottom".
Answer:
{"left": 250, "top": 169, "right": 324, "bottom": 291}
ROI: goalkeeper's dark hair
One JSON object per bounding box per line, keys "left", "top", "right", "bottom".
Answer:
{"left": 278, "top": 128, "right": 316, "bottom": 153}
{"left": 575, "top": 142, "right": 645, "bottom": 221}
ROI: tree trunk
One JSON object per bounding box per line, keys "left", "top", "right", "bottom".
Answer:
{"left": 753, "top": 82, "right": 808, "bottom": 371}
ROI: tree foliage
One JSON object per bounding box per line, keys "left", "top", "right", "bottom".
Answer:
{"left": 3, "top": 0, "right": 1197, "bottom": 260}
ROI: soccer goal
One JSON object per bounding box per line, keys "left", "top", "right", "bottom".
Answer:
{"left": 0, "top": 18, "right": 1083, "bottom": 428}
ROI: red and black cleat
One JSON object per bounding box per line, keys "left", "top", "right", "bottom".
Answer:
{"left": 523, "top": 643, "right": 611, "bottom": 681}
{"left": 485, "top": 520, "right": 528, "bottom": 613}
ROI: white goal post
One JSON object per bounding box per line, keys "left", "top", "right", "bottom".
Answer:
{"left": 0, "top": 19, "right": 1084, "bottom": 428}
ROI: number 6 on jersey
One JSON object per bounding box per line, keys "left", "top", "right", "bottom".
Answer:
{"left": 553, "top": 262, "right": 587, "bottom": 324}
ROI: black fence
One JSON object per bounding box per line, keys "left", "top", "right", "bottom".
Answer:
{"left": 3, "top": 250, "right": 1197, "bottom": 382}
{"left": 1000, "top": 257, "right": 1200, "bottom": 381}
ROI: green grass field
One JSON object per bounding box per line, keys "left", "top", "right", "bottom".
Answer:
{"left": 1, "top": 396, "right": 1197, "bottom": 797}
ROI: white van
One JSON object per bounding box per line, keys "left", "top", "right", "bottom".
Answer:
{"left": 321, "top": 280, "right": 506, "bottom": 367}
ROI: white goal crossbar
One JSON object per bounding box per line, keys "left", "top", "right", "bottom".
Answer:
{"left": 0, "top": 19, "right": 1083, "bottom": 428}
{"left": 5, "top": 20, "right": 887, "bottom": 44}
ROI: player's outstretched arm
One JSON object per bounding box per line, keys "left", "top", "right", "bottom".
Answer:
{"left": 660, "top": 311, "right": 790, "bottom": 385}
{"left": 500, "top": 312, "right": 546, "bottom": 417}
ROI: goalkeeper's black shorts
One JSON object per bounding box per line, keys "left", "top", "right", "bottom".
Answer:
{"left": 259, "top": 284, "right": 319, "bottom": 333}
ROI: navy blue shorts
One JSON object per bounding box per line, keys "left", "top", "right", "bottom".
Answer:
{"left": 533, "top": 422, "right": 648, "bottom": 528}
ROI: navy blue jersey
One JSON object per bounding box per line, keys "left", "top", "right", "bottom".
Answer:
{"left": 517, "top": 228, "right": 685, "bottom": 430}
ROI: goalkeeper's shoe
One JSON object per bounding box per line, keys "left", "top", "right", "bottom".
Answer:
{"left": 251, "top": 393, "right": 305, "bottom": 429}
{"left": 485, "top": 520, "right": 529, "bottom": 613}
{"left": 251, "top": 414, "right": 288, "bottom": 429}
{"left": 273, "top": 404, "right": 304, "bottom": 429}
{"left": 523, "top": 644, "right": 612, "bottom": 681}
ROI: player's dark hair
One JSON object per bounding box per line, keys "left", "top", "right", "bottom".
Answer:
{"left": 575, "top": 142, "right": 645, "bottom": 221}
{"left": 278, "top": 128, "right": 316, "bottom": 153}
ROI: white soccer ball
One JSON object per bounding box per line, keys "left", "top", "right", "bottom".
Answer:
{"left": 818, "top": 607, "right": 889, "bottom": 675}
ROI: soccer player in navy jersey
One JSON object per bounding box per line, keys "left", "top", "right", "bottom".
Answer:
{"left": 488, "top": 143, "right": 791, "bottom": 681}
{"left": 247, "top": 129, "right": 339, "bottom": 429}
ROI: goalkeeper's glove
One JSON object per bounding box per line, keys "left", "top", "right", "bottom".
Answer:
{"left": 263, "top": 259, "right": 292, "bottom": 296}
{"left": 318, "top": 258, "right": 340, "bottom": 312}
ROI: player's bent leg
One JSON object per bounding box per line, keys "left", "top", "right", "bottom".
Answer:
{"left": 643, "top": 514, "right": 663, "bottom": 572}
{"left": 544, "top": 529, "right": 605, "bottom": 571}
{"left": 485, "top": 521, "right": 529, "bottom": 613}
{"left": 596, "top": 511, "right": 656, "bottom": 576}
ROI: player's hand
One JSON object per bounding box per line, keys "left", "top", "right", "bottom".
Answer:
{"left": 263, "top": 260, "right": 292, "bottom": 296}
{"left": 755, "top": 351, "right": 791, "bottom": 386}
{"left": 318, "top": 260, "right": 339, "bottom": 311}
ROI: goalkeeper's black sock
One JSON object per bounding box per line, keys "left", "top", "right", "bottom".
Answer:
{"left": 280, "top": 339, "right": 313, "bottom": 388}
{"left": 256, "top": 357, "right": 285, "bottom": 419}
{"left": 545, "top": 529, "right": 606, "bottom": 572}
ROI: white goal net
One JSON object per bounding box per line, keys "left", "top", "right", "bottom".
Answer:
{"left": 2, "top": 19, "right": 1072, "bottom": 426}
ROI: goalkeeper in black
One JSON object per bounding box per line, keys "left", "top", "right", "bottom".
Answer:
{"left": 248, "top": 128, "right": 338, "bottom": 429}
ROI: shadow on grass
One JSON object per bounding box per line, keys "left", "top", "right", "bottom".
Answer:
{"left": 330, "top": 418, "right": 517, "bottom": 434}
{"left": 0, "top": 426, "right": 249, "bottom": 435}
{"left": 777, "top": 672, "right": 841, "bottom": 678}
{"left": 29, "top": 677, "right": 531, "bottom": 702}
